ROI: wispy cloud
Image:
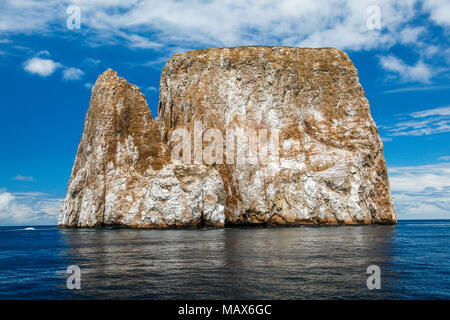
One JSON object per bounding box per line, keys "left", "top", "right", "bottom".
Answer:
{"left": 82, "top": 58, "right": 101, "bottom": 66}
{"left": 381, "top": 84, "right": 450, "bottom": 94}
{"left": 410, "top": 106, "right": 450, "bottom": 118}
{"left": 63, "top": 67, "right": 84, "bottom": 81}
{"left": 0, "top": 1, "right": 438, "bottom": 51}
{"left": 12, "top": 175, "right": 34, "bottom": 182}
{"left": 2, "top": 0, "right": 448, "bottom": 89}
{"left": 438, "top": 156, "right": 450, "bottom": 161}
{"left": 146, "top": 86, "right": 158, "bottom": 92}
{"left": 381, "top": 106, "right": 450, "bottom": 137}
{"left": 399, "top": 26, "right": 425, "bottom": 44}
{"left": 389, "top": 162, "right": 450, "bottom": 219}
{"left": 125, "top": 34, "right": 162, "bottom": 49}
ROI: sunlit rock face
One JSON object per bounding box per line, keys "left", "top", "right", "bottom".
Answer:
{"left": 58, "top": 69, "right": 225, "bottom": 228}
{"left": 59, "top": 46, "right": 396, "bottom": 228}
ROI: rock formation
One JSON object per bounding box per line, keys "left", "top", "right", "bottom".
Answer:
{"left": 58, "top": 46, "right": 396, "bottom": 228}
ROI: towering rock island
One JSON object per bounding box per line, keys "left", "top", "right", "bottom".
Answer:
{"left": 58, "top": 47, "right": 396, "bottom": 228}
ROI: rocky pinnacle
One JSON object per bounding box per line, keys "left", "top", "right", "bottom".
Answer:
{"left": 58, "top": 46, "right": 396, "bottom": 228}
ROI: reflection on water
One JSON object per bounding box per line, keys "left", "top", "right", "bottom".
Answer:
{"left": 59, "top": 226, "right": 398, "bottom": 299}
{"left": 2, "top": 221, "right": 449, "bottom": 299}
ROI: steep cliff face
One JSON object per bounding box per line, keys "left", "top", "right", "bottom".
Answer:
{"left": 59, "top": 46, "right": 396, "bottom": 228}
{"left": 58, "top": 69, "right": 226, "bottom": 228}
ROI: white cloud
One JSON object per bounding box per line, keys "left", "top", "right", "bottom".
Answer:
{"left": 83, "top": 57, "right": 101, "bottom": 66}
{"left": 390, "top": 163, "right": 450, "bottom": 193}
{"left": 84, "top": 82, "right": 93, "bottom": 89}
{"left": 0, "top": 191, "right": 14, "bottom": 211}
{"left": 125, "top": 34, "right": 162, "bottom": 49}
{"left": 379, "top": 55, "right": 434, "bottom": 83}
{"left": 410, "top": 106, "right": 450, "bottom": 118}
{"left": 423, "top": 45, "right": 439, "bottom": 58}
{"left": 392, "top": 190, "right": 450, "bottom": 219}
{"left": 63, "top": 67, "right": 84, "bottom": 80}
{"left": 438, "top": 156, "right": 450, "bottom": 161}
{"left": 389, "top": 163, "right": 450, "bottom": 219}
{"left": 399, "top": 27, "right": 425, "bottom": 44}
{"left": 12, "top": 192, "right": 46, "bottom": 196}
{"left": 114, "top": 0, "right": 413, "bottom": 50}
{"left": 23, "top": 54, "right": 85, "bottom": 81}
{"left": 23, "top": 57, "right": 61, "bottom": 77}
{"left": 0, "top": 0, "right": 64, "bottom": 33}
{"left": 2, "top": 1, "right": 448, "bottom": 84}
{"left": 423, "top": 0, "right": 450, "bottom": 28}
{"left": 0, "top": 190, "right": 62, "bottom": 225}
{"left": 380, "top": 106, "right": 450, "bottom": 137}
{"left": 0, "top": 0, "right": 426, "bottom": 51}
{"left": 12, "top": 174, "right": 34, "bottom": 182}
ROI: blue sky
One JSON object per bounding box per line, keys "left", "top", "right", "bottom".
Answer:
{"left": 0, "top": 0, "right": 449, "bottom": 225}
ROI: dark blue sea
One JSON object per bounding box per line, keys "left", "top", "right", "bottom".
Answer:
{"left": 0, "top": 220, "right": 449, "bottom": 299}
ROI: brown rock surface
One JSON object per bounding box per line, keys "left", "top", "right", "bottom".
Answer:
{"left": 59, "top": 46, "right": 396, "bottom": 228}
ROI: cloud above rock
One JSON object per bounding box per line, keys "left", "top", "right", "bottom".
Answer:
{"left": 23, "top": 57, "right": 61, "bottom": 77}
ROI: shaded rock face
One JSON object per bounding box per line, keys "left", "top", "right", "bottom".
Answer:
{"left": 59, "top": 46, "right": 396, "bottom": 228}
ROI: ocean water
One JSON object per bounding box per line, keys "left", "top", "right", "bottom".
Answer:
{"left": 0, "top": 220, "right": 449, "bottom": 299}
